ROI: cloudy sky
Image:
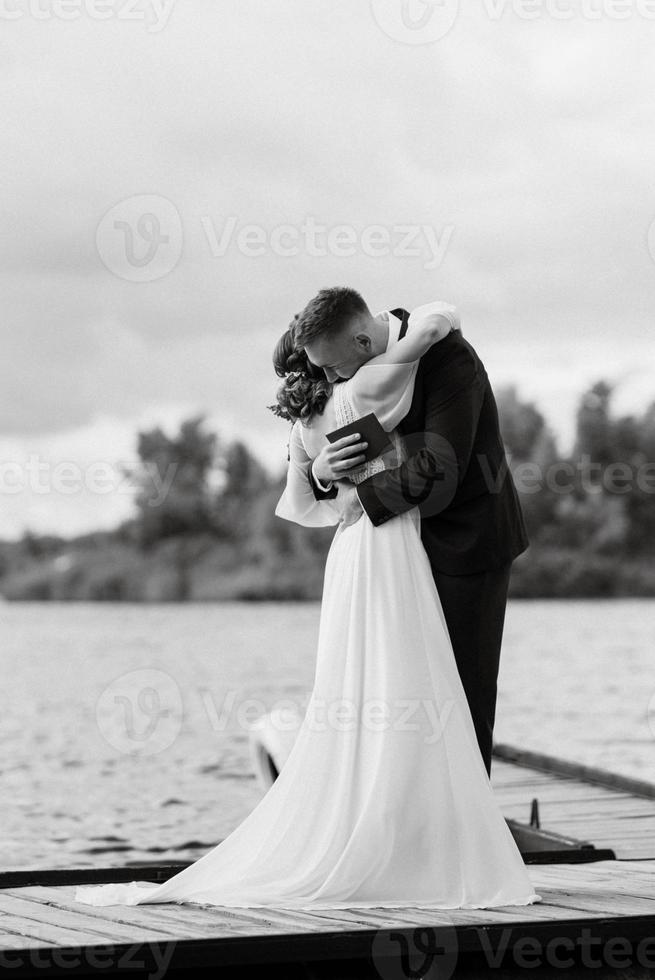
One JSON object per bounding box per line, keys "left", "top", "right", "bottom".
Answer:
{"left": 1, "top": 0, "right": 654, "bottom": 538}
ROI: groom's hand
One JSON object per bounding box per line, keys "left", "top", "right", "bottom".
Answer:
{"left": 335, "top": 481, "right": 364, "bottom": 526}
{"left": 312, "top": 433, "right": 368, "bottom": 484}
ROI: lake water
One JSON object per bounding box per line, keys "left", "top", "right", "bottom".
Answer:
{"left": 2, "top": 600, "right": 654, "bottom": 871}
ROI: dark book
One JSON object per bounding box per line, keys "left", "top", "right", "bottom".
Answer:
{"left": 326, "top": 412, "right": 393, "bottom": 464}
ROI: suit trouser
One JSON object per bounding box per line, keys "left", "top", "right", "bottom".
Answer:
{"left": 431, "top": 559, "right": 513, "bottom": 779}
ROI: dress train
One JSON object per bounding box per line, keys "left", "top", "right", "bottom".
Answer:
{"left": 74, "top": 508, "right": 541, "bottom": 910}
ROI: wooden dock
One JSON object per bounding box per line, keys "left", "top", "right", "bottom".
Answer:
{"left": 2, "top": 744, "right": 655, "bottom": 978}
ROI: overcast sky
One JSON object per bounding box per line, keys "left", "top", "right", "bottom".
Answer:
{"left": 1, "top": 0, "right": 654, "bottom": 538}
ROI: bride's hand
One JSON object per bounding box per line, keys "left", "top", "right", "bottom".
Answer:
{"left": 312, "top": 434, "right": 369, "bottom": 484}
{"left": 335, "top": 481, "right": 364, "bottom": 526}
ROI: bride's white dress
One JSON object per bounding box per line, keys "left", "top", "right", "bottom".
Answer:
{"left": 74, "top": 335, "right": 542, "bottom": 911}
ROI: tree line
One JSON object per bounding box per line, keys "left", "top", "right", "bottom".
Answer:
{"left": 1, "top": 379, "right": 653, "bottom": 600}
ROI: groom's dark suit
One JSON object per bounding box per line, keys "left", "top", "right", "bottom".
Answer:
{"left": 308, "top": 308, "right": 529, "bottom": 777}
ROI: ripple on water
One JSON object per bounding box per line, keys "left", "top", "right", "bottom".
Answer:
{"left": 2, "top": 599, "right": 653, "bottom": 869}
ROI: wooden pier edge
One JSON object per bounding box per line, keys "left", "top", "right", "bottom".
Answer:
{"left": 492, "top": 742, "right": 655, "bottom": 800}
{"left": 2, "top": 913, "right": 655, "bottom": 977}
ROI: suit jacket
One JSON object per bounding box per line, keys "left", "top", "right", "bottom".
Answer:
{"left": 309, "top": 308, "right": 529, "bottom": 576}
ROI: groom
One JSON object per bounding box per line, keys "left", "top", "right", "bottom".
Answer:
{"left": 292, "top": 286, "right": 529, "bottom": 779}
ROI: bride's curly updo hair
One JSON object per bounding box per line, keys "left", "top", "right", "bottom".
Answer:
{"left": 268, "top": 316, "right": 332, "bottom": 424}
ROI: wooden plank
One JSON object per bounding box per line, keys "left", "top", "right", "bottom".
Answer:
{"left": 260, "top": 907, "right": 367, "bottom": 931}
{"left": 497, "top": 788, "right": 650, "bottom": 806}
{"left": 268, "top": 907, "right": 422, "bottom": 931}
{"left": 275, "top": 906, "right": 403, "bottom": 929}
{"left": 611, "top": 849, "right": 655, "bottom": 860}
{"left": 497, "top": 791, "right": 639, "bottom": 809}
{"left": 534, "top": 872, "right": 655, "bottom": 897}
{"left": 476, "top": 901, "right": 608, "bottom": 923}
{"left": 0, "top": 902, "right": 176, "bottom": 946}
{"left": 499, "top": 808, "right": 625, "bottom": 822}
{"left": 226, "top": 905, "right": 368, "bottom": 932}
{"left": 3, "top": 907, "right": 229, "bottom": 943}
{"left": 506, "top": 823, "right": 654, "bottom": 842}
{"left": 188, "top": 905, "right": 323, "bottom": 934}
{"left": 541, "top": 806, "right": 655, "bottom": 818}
{"left": 332, "top": 902, "right": 587, "bottom": 927}
{"left": 561, "top": 875, "right": 655, "bottom": 900}
{"left": 319, "top": 907, "right": 457, "bottom": 929}
{"left": 537, "top": 891, "right": 655, "bottom": 917}
{"left": 309, "top": 906, "right": 457, "bottom": 928}
{"left": 496, "top": 788, "right": 642, "bottom": 806}
{"left": 0, "top": 930, "right": 50, "bottom": 950}
{"left": 0, "top": 893, "right": 186, "bottom": 943}
{"left": 1, "top": 887, "right": 250, "bottom": 938}
{"left": 493, "top": 774, "right": 562, "bottom": 788}
{"left": 529, "top": 863, "right": 655, "bottom": 898}
{"left": 493, "top": 744, "right": 655, "bottom": 799}
{"left": 0, "top": 912, "right": 119, "bottom": 947}
{"left": 14, "top": 885, "right": 327, "bottom": 936}
{"left": 503, "top": 811, "right": 655, "bottom": 830}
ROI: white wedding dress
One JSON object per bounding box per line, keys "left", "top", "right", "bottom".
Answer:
{"left": 74, "top": 317, "right": 541, "bottom": 911}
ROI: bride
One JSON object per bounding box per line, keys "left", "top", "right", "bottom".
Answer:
{"left": 74, "top": 307, "right": 541, "bottom": 910}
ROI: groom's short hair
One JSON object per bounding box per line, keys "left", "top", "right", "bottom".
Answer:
{"left": 292, "top": 287, "right": 369, "bottom": 346}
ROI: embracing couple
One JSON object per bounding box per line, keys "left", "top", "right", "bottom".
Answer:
{"left": 74, "top": 286, "right": 541, "bottom": 911}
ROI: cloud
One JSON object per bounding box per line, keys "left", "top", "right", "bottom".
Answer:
{"left": 1, "top": 0, "right": 654, "bottom": 535}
